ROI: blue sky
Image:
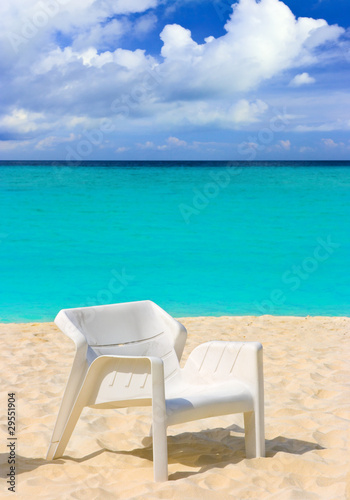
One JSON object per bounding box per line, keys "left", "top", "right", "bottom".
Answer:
{"left": 0, "top": 0, "right": 349, "bottom": 160}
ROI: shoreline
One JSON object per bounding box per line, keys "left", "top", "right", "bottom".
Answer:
{"left": 1, "top": 312, "right": 349, "bottom": 324}
{"left": 1, "top": 316, "right": 349, "bottom": 498}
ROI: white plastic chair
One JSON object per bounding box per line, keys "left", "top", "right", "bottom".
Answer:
{"left": 47, "top": 300, "right": 264, "bottom": 481}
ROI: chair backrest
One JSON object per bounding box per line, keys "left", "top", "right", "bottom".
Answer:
{"left": 57, "top": 300, "right": 187, "bottom": 382}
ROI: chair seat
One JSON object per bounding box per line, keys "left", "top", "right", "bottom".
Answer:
{"left": 165, "top": 380, "right": 254, "bottom": 426}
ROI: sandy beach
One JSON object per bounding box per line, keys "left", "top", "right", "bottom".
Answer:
{"left": 1, "top": 315, "right": 349, "bottom": 499}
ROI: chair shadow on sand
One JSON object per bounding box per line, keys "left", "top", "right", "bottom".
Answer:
{"left": 0, "top": 424, "right": 324, "bottom": 481}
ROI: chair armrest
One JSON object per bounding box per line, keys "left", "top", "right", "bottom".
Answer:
{"left": 182, "top": 341, "right": 263, "bottom": 387}
{"left": 82, "top": 355, "right": 166, "bottom": 408}
{"left": 90, "top": 354, "right": 164, "bottom": 378}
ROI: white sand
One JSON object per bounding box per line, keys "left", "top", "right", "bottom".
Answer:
{"left": 0, "top": 316, "right": 349, "bottom": 499}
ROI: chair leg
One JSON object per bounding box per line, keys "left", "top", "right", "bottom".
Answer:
{"left": 152, "top": 422, "right": 168, "bottom": 481}
{"left": 47, "top": 394, "right": 81, "bottom": 460}
{"left": 152, "top": 398, "right": 168, "bottom": 481}
{"left": 47, "top": 396, "right": 86, "bottom": 460}
{"left": 47, "top": 359, "right": 88, "bottom": 460}
{"left": 244, "top": 410, "right": 265, "bottom": 458}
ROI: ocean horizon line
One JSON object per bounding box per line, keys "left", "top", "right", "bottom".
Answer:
{"left": 1, "top": 159, "right": 350, "bottom": 166}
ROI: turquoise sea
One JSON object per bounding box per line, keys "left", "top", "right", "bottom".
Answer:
{"left": 0, "top": 161, "right": 349, "bottom": 322}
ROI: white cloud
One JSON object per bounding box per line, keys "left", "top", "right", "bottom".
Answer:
{"left": 71, "top": 14, "right": 157, "bottom": 52}
{"left": 166, "top": 136, "right": 187, "bottom": 147}
{"left": 137, "top": 140, "right": 156, "bottom": 149}
{"left": 136, "top": 136, "right": 244, "bottom": 153}
{"left": 138, "top": 99, "right": 269, "bottom": 131}
{"left": 137, "top": 136, "right": 192, "bottom": 151}
{"left": 229, "top": 99, "right": 268, "bottom": 123}
{"left": 1, "top": 0, "right": 158, "bottom": 34}
{"left": 133, "top": 13, "right": 158, "bottom": 36}
{"left": 322, "top": 138, "right": 338, "bottom": 148}
{"left": 111, "top": 0, "right": 158, "bottom": 15}
{"left": 33, "top": 46, "right": 154, "bottom": 73}
{"left": 289, "top": 72, "right": 316, "bottom": 86}
{"left": 2, "top": 0, "right": 160, "bottom": 58}
{"left": 158, "top": 0, "right": 343, "bottom": 97}
{"left": 35, "top": 133, "right": 77, "bottom": 150}
{"left": 295, "top": 119, "right": 350, "bottom": 132}
{"left": 299, "top": 146, "right": 315, "bottom": 153}
{"left": 0, "top": 139, "right": 34, "bottom": 151}
{"left": 0, "top": 108, "right": 47, "bottom": 133}
{"left": 0, "top": 0, "right": 348, "bottom": 155}
{"left": 279, "top": 139, "right": 291, "bottom": 150}
{"left": 322, "top": 138, "right": 345, "bottom": 148}
{"left": 71, "top": 19, "right": 127, "bottom": 51}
